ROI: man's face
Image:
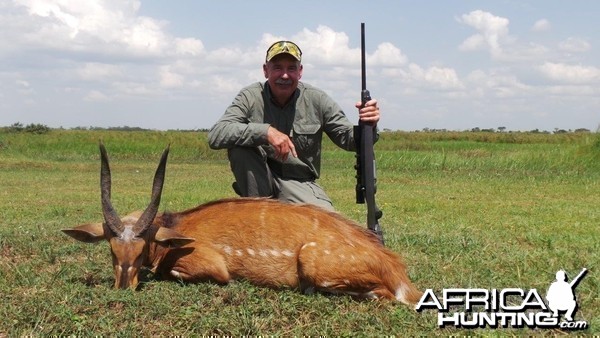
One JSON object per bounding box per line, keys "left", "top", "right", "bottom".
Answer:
{"left": 263, "top": 54, "right": 303, "bottom": 105}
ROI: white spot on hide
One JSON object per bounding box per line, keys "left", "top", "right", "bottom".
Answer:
{"left": 222, "top": 245, "right": 233, "bottom": 255}
{"left": 301, "top": 242, "right": 317, "bottom": 250}
{"left": 259, "top": 207, "right": 267, "bottom": 226}
{"left": 320, "top": 281, "right": 334, "bottom": 288}
{"left": 395, "top": 284, "right": 409, "bottom": 304}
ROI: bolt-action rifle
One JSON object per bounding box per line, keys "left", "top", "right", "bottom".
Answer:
{"left": 355, "top": 23, "right": 384, "bottom": 244}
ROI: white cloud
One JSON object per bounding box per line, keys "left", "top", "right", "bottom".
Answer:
{"left": 159, "top": 66, "right": 184, "bottom": 88}
{"left": 538, "top": 62, "right": 600, "bottom": 84}
{"left": 16, "top": 79, "right": 35, "bottom": 95}
{"left": 406, "top": 63, "right": 464, "bottom": 90}
{"left": 489, "top": 75, "right": 531, "bottom": 98}
{"left": 174, "top": 37, "right": 204, "bottom": 56}
{"left": 545, "top": 85, "right": 598, "bottom": 96}
{"left": 457, "top": 10, "right": 510, "bottom": 57}
{"left": 558, "top": 37, "right": 591, "bottom": 53}
{"left": 370, "top": 42, "right": 408, "bottom": 67}
{"left": 294, "top": 25, "right": 358, "bottom": 66}
{"left": 465, "top": 69, "right": 532, "bottom": 98}
{"left": 112, "top": 81, "right": 159, "bottom": 97}
{"left": 532, "top": 19, "right": 551, "bottom": 32}
{"left": 120, "top": 16, "right": 169, "bottom": 55}
{"left": 11, "top": 0, "right": 202, "bottom": 58}
{"left": 459, "top": 34, "right": 486, "bottom": 51}
{"left": 77, "top": 63, "right": 123, "bottom": 81}
{"left": 208, "top": 75, "right": 245, "bottom": 96}
{"left": 84, "top": 89, "right": 109, "bottom": 101}
{"left": 207, "top": 47, "right": 245, "bottom": 65}
{"left": 16, "top": 79, "right": 31, "bottom": 88}
{"left": 457, "top": 10, "right": 551, "bottom": 62}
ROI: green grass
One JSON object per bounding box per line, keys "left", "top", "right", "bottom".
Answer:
{"left": 0, "top": 129, "right": 598, "bottom": 336}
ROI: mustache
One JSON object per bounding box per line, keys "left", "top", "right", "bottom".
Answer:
{"left": 275, "top": 79, "right": 293, "bottom": 85}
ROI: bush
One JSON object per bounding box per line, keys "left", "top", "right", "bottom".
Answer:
{"left": 7, "top": 122, "right": 24, "bottom": 132}
{"left": 5, "top": 122, "right": 51, "bottom": 134}
{"left": 24, "top": 123, "right": 51, "bottom": 134}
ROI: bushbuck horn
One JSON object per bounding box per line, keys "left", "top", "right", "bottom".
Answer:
{"left": 99, "top": 142, "right": 123, "bottom": 235}
{"left": 133, "top": 145, "right": 170, "bottom": 235}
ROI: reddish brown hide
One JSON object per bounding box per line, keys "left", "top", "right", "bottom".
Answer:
{"left": 62, "top": 144, "right": 423, "bottom": 305}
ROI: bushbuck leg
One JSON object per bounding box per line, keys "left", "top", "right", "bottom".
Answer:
{"left": 159, "top": 247, "right": 231, "bottom": 284}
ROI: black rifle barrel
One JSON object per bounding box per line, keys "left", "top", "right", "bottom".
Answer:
{"left": 361, "top": 23, "right": 367, "bottom": 93}
{"left": 355, "top": 22, "right": 384, "bottom": 244}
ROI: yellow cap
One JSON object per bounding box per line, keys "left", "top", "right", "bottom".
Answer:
{"left": 266, "top": 40, "right": 302, "bottom": 62}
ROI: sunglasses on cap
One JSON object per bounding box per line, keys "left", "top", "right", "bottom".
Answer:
{"left": 266, "top": 41, "right": 302, "bottom": 62}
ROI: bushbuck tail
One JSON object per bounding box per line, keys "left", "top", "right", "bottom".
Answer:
{"left": 62, "top": 144, "right": 423, "bottom": 305}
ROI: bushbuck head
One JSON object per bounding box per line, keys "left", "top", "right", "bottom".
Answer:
{"left": 62, "top": 143, "right": 193, "bottom": 289}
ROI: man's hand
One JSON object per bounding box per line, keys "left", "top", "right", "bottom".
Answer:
{"left": 267, "top": 126, "right": 297, "bottom": 161}
{"left": 355, "top": 99, "right": 380, "bottom": 125}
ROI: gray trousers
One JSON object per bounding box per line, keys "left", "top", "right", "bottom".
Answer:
{"left": 227, "top": 147, "right": 334, "bottom": 211}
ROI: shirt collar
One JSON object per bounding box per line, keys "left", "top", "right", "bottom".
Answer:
{"left": 265, "top": 81, "right": 302, "bottom": 108}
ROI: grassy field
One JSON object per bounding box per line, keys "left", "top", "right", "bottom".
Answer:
{"left": 0, "top": 129, "right": 598, "bottom": 336}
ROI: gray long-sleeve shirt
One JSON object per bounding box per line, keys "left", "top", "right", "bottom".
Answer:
{"left": 208, "top": 81, "right": 357, "bottom": 180}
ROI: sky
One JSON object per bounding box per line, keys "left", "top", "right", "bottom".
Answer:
{"left": 1, "top": 0, "right": 598, "bottom": 132}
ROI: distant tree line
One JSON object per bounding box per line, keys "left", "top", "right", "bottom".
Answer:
{"left": 2, "top": 122, "right": 210, "bottom": 133}
{"left": 5, "top": 122, "right": 51, "bottom": 134}
{"left": 69, "top": 125, "right": 210, "bottom": 132}
{"left": 2, "top": 122, "right": 594, "bottom": 134}
{"left": 405, "top": 127, "right": 593, "bottom": 134}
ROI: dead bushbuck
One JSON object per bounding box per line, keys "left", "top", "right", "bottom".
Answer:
{"left": 63, "top": 144, "right": 423, "bottom": 305}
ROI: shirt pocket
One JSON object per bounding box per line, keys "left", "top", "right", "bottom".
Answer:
{"left": 292, "top": 123, "right": 322, "bottom": 157}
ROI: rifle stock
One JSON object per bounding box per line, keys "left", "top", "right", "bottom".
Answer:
{"left": 355, "top": 23, "right": 384, "bottom": 244}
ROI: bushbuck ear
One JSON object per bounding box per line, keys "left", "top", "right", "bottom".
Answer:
{"left": 154, "top": 227, "right": 195, "bottom": 248}
{"left": 62, "top": 223, "right": 105, "bottom": 243}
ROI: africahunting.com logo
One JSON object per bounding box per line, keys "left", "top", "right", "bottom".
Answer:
{"left": 416, "top": 268, "right": 588, "bottom": 330}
